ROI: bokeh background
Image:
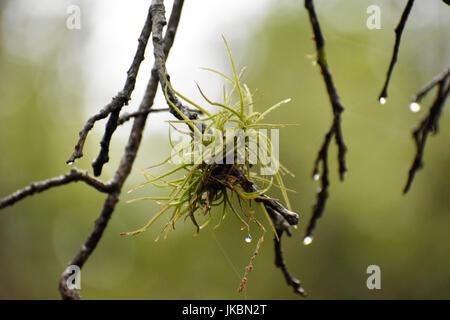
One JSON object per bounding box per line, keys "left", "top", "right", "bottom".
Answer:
{"left": 0, "top": 0, "right": 449, "bottom": 299}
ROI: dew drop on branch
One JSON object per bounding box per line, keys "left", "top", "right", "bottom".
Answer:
{"left": 245, "top": 234, "right": 252, "bottom": 243}
{"left": 303, "top": 236, "right": 313, "bottom": 246}
{"left": 379, "top": 97, "right": 387, "bottom": 105}
{"left": 409, "top": 102, "right": 421, "bottom": 113}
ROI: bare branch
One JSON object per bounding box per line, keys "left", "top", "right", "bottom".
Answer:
{"left": 304, "top": 0, "right": 347, "bottom": 241}
{"left": 378, "top": 0, "right": 415, "bottom": 102}
{"left": 151, "top": 0, "right": 200, "bottom": 122}
{"left": 58, "top": 0, "right": 185, "bottom": 300}
{"left": 404, "top": 71, "right": 450, "bottom": 194}
{"left": 90, "top": 7, "right": 156, "bottom": 176}
{"left": 0, "top": 168, "right": 113, "bottom": 210}
{"left": 67, "top": 4, "right": 154, "bottom": 168}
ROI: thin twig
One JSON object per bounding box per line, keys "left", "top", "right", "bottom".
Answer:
{"left": 411, "top": 67, "right": 450, "bottom": 104}
{"left": 118, "top": 108, "right": 168, "bottom": 126}
{"left": 304, "top": 0, "right": 347, "bottom": 241}
{"left": 58, "top": 0, "right": 185, "bottom": 300}
{"left": 67, "top": 4, "right": 154, "bottom": 168}
{"left": 378, "top": 0, "right": 415, "bottom": 102}
{"left": 404, "top": 72, "right": 450, "bottom": 194}
{"left": 118, "top": 107, "right": 202, "bottom": 126}
{"left": 0, "top": 168, "right": 113, "bottom": 210}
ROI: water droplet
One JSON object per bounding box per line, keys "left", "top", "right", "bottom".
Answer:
{"left": 245, "top": 234, "right": 252, "bottom": 243}
{"left": 313, "top": 173, "right": 320, "bottom": 181}
{"left": 409, "top": 102, "right": 420, "bottom": 113}
{"left": 379, "top": 97, "right": 386, "bottom": 105}
{"left": 67, "top": 161, "right": 74, "bottom": 166}
{"left": 303, "top": 236, "right": 313, "bottom": 246}
{"left": 311, "top": 60, "right": 317, "bottom": 67}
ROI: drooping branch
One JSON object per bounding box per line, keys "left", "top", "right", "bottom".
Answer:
{"left": 67, "top": 4, "right": 154, "bottom": 172}
{"left": 0, "top": 168, "right": 114, "bottom": 210}
{"left": 378, "top": 0, "right": 415, "bottom": 102}
{"left": 58, "top": 0, "right": 186, "bottom": 300}
{"left": 305, "top": 126, "right": 331, "bottom": 241}
{"left": 304, "top": 0, "right": 347, "bottom": 242}
{"left": 267, "top": 206, "right": 306, "bottom": 296}
{"left": 228, "top": 166, "right": 305, "bottom": 296}
{"left": 404, "top": 69, "right": 450, "bottom": 194}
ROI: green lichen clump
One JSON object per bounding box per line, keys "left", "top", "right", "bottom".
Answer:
{"left": 121, "top": 36, "right": 295, "bottom": 241}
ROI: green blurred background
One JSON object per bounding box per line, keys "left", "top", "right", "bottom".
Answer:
{"left": 0, "top": 0, "right": 449, "bottom": 299}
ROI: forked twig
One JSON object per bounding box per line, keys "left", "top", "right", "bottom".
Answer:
{"left": 67, "top": 5, "right": 154, "bottom": 172}
{"left": 404, "top": 69, "right": 450, "bottom": 193}
{"left": 304, "top": 0, "right": 347, "bottom": 242}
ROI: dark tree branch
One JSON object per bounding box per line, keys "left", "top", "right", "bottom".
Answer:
{"left": 0, "top": 168, "right": 114, "bottom": 210}
{"left": 151, "top": 0, "right": 200, "bottom": 122}
{"left": 67, "top": 4, "right": 154, "bottom": 168}
{"left": 404, "top": 70, "right": 450, "bottom": 194}
{"left": 378, "top": 0, "right": 415, "bottom": 102}
{"left": 58, "top": 0, "right": 185, "bottom": 300}
{"left": 228, "top": 166, "right": 305, "bottom": 296}
{"left": 304, "top": 0, "right": 347, "bottom": 242}
{"left": 90, "top": 6, "right": 156, "bottom": 177}
{"left": 267, "top": 207, "right": 306, "bottom": 296}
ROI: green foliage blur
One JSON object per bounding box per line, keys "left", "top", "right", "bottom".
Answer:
{"left": 0, "top": 1, "right": 449, "bottom": 299}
